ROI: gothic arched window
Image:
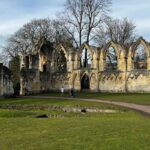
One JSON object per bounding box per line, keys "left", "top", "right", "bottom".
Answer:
{"left": 105, "top": 47, "right": 118, "bottom": 70}
{"left": 80, "top": 48, "right": 92, "bottom": 68}
{"left": 133, "top": 44, "right": 147, "bottom": 69}
{"left": 56, "top": 50, "right": 67, "bottom": 72}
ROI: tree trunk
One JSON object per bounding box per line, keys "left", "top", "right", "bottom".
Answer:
{"left": 84, "top": 48, "right": 87, "bottom": 68}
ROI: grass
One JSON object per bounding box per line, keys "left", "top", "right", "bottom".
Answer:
{"left": 0, "top": 110, "right": 149, "bottom": 150}
{"left": 40, "top": 92, "right": 150, "bottom": 105}
{"left": 0, "top": 98, "right": 149, "bottom": 149}
{"left": 0, "top": 98, "right": 126, "bottom": 110}
{"left": 78, "top": 92, "right": 150, "bottom": 105}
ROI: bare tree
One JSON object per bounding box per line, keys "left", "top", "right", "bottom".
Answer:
{"left": 2, "top": 18, "right": 52, "bottom": 60}
{"left": 84, "top": 0, "right": 111, "bottom": 43}
{"left": 64, "top": 0, "right": 111, "bottom": 67}
{"left": 19, "top": 18, "right": 55, "bottom": 54}
{"left": 0, "top": 52, "right": 9, "bottom": 65}
{"left": 83, "top": 0, "right": 111, "bottom": 67}
{"left": 2, "top": 18, "right": 72, "bottom": 62}
{"left": 95, "top": 18, "right": 137, "bottom": 46}
{"left": 64, "top": 0, "right": 111, "bottom": 47}
{"left": 52, "top": 20, "right": 73, "bottom": 47}
{"left": 106, "top": 18, "right": 136, "bottom": 44}
{"left": 94, "top": 25, "right": 108, "bottom": 46}
{"left": 63, "top": 0, "right": 86, "bottom": 47}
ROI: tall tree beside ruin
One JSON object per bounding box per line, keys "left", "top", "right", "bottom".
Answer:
{"left": 106, "top": 18, "right": 136, "bottom": 44}
{"left": 84, "top": 0, "right": 111, "bottom": 44}
{"left": 64, "top": 0, "right": 111, "bottom": 46}
{"left": 84, "top": 0, "right": 111, "bottom": 66}
{"left": 63, "top": 0, "right": 86, "bottom": 47}
{"left": 2, "top": 18, "right": 71, "bottom": 61}
{"left": 95, "top": 18, "right": 136, "bottom": 46}
{"left": 52, "top": 20, "right": 73, "bottom": 47}
{"left": 64, "top": 0, "right": 111, "bottom": 67}
{"left": 2, "top": 19, "right": 52, "bottom": 59}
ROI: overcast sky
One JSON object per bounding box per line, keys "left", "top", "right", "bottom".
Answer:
{"left": 0, "top": 0, "right": 150, "bottom": 47}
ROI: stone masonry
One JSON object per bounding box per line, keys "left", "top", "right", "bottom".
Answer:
{"left": 0, "top": 63, "right": 14, "bottom": 96}
{"left": 20, "top": 37, "right": 150, "bottom": 95}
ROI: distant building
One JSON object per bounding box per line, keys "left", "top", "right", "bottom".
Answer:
{"left": 0, "top": 63, "right": 14, "bottom": 96}
{"left": 19, "top": 37, "right": 150, "bottom": 94}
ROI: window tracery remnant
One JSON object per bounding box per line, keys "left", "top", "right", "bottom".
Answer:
{"left": 56, "top": 50, "right": 67, "bottom": 72}
{"left": 105, "top": 47, "right": 117, "bottom": 70}
{"left": 134, "top": 44, "right": 147, "bottom": 69}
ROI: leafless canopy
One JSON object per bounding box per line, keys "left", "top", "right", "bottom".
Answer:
{"left": 95, "top": 18, "right": 137, "bottom": 46}
{"left": 63, "top": 0, "right": 112, "bottom": 47}
{"left": 2, "top": 18, "right": 71, "bottom": 62}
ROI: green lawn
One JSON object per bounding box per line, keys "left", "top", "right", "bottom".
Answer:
{"left": 0, "top": 98, "right": 149, "bottom": 150}
{"left": 41, "top": 92, "right": 150, "bottom": 105}
{"left": 0, "top": 98, "right": 126, "bottom": 110}
{"left": 78, "top": 92, "right": 150, "bottom": 105}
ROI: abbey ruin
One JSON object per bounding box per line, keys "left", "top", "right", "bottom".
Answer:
{"left": 0, "top": 63, "right": 14, "bottom": 96}
{"left": 19, "top": 37, "right": 150, "bottom": 95}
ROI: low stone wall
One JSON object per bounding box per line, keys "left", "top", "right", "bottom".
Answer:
{"left": 98, "top": 70, "right": 150, "bottom": 93}
{"left": 0, "top": 104, "right": 117, "bottom": 113}
{"left": 99, "top": 71, "right": 125, "bottom": 92}
{"left": 127, "top": 70, "right": 150, "bottom": 92}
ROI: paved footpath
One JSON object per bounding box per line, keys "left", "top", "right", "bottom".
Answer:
{"left": 25, "top": 96, "right": 150, "bottom": 116}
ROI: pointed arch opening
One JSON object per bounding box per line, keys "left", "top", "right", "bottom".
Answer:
{"left": 25, "top": 56, "right": 29, "bottom": 69}
{"left": 81, "top": 74, "right": 90, "bottom": 89}
{"left": 133, "top": 44, "right": 147, "bottom": 69}
{"left": 80, "top": 48, "right": 92, "bottom": 68}
{"left": 43, "top": 64, "right": 47, "bottom": 72}
{"left": 40, "top": 44, "right": 48, "bottom": 72}
{"left": 54, "top": 49, "right": 67, "bottom": 72}
{"left": 105, "top": 47, "right": 118, "bottom": 70}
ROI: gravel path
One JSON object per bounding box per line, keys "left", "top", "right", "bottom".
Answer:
{"left": 25, "top": 96, "right": 150, "bottom": 116}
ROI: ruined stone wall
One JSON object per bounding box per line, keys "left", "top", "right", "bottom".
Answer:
{"left": 98, "top": 72, "right": 125, "bottom": 92}
{"left": 98, "top": 71, "right": 150, "bottom": 93}
{"left": 127, "top": 71, "right": 150, "bottom": 92}
{"left": 20, "top": 38, "right": 150, "bottom": 94}
{"left": 0, "top": 63, "right": 14, "bottom": 96}
{"left": 48, "top": 73, "right": 69, "bottom": 91}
